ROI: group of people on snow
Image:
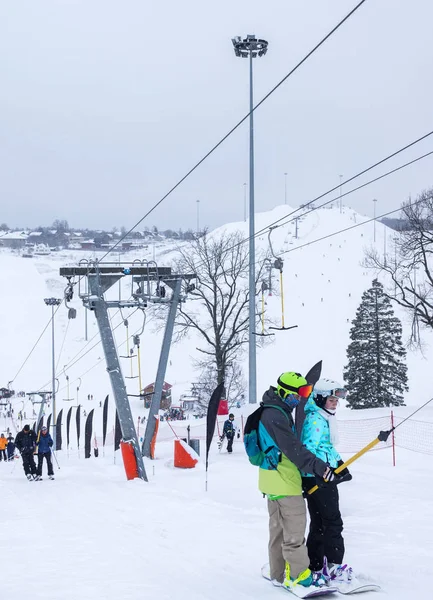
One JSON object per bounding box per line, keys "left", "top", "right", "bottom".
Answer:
{"left": 256, "top": 371, "right": 351, "bottom": 595}
{"left": 14, "top": 424, "right": 55, "bottom": 481}
{"left": 221, "top": 372, "right": 352, "bottom": 595}
{"left": 0, "top": 432, "right": 16, "bottom": 461}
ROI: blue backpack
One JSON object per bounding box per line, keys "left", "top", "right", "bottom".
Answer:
{"left": 243, "top": 404, "right": 290, "bottom": 469}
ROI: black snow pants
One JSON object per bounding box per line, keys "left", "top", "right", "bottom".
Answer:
{"left": 0, "top": 449, "right": 6, "bottom": 461}
{"left": 21, "top": 451, "right": 37, "bottom": 476}
{"left": 302, "top": 477, "right": 345, "bottom": 571}
{"left": 37, "top": 452, "right": 54, "bottom": 476}
{"left": 226, "top": 434, "right": 234, "bottom": 453}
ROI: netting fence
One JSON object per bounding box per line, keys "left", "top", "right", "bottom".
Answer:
{"left": 151, "top": 411, "right": 433, "bottom": 459}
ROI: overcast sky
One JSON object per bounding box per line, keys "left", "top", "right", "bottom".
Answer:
{"left": 0, "top": 0, "right": 432, "bottom": 232}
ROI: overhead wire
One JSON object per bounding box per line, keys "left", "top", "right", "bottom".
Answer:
{"left": 95, "top": 0, "right": 370, "bottom": 263}
{"left": 9, "top": 301, "right": 63, "bottom": 385}
{"left": 55, "top": 308, "right": 144, "bottom": 394}
{"left": 280, "top": 195, "right": 430, "bottom": 256}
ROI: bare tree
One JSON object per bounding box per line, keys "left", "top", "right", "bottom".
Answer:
{"left": 365, "top": 189, "right": 433, "bottom": 344}
{"left": 173, "top": 231, "right": 270, "bottom": 401}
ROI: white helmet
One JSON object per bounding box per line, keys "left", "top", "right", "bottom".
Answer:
{"left": 313, "top": 378, "right": 346, "bottom": 408}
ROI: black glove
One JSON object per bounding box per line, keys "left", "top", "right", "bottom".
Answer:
{"left": 335, "top": 460, "right": 352, "bottom": 484}
{"left": 315, "top": 466, "right": 340, "bottom": 487}
{"left": 378, "top": 430, "right": 391, "bottom": 442}
{"left": 237, "top": 432, "right": 240, "bottom": 439}
{"left": 337, "top": 459, "right": 352, "bottom": 479}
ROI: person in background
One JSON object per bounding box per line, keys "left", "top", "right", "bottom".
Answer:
{"left": 7, "top": 435, "right": 15, "bottom": 461}
{"left": 0, "top": 433, "right": 7, "bottom": 461}
{"left": 220, "top": 413, "right": 239, "bottom": 453}
{"left": 36, "top": 425, "right": 54, "bottom": 481}
{"left": 15, "top": 425, "right": 37, "bottom": 480}
{"left": 301, "top": 379, "right": 353, "bottom": 587}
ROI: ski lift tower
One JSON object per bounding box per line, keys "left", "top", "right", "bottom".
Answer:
{"left": 59, "top": 260, "right": 196, "bottom": 481}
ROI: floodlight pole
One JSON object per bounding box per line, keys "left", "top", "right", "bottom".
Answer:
{"left": 373, "top": 198, "right": 378, "bottom": 242}
{"left": 44, "top": 298, "right": 61, "bottom": 448}
{"left": 232, "top": 34, "right": 268, "bottom": 404}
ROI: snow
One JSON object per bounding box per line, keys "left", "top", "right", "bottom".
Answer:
{"left": 0, "top": 204, "right": 432, "bottom": 598}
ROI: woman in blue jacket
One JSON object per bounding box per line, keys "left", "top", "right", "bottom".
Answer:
{"left": 36, "top": 426, "right": 54, "bottom": 480}
{"left": 301, "top": 379, "right": 352, "bottom": 585}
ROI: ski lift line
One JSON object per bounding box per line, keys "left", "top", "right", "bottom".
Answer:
{"left": 162, "top": 142, "right": 433, "bottom": 289}
{"left": 9, "top": 300, "right": 64, "bottom": 384}
{"left": 231, "top": 142, "right": 433, "bottom": 268}
{"left": 36, "top": 308, "right": 131, "bottom": 393}
{"left": 273, "top": 149, "right": 433, "bottom": 236}
{"left": 90, "top": 0, "right": 369, "bottom": 265}
{"left": 211, "top": 148, "right": 433, "bottom": 281}
{"left": 55, "top": 309, "right": 145, "bottom": 395}
{"left": 280, "top": 193, "right": 433, "bottom": 257}
{"left": 54, "top": 319, "right": 71, "bottom": 375}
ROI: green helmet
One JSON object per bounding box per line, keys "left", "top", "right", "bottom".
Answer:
{"left": 277, "top": 372, "right": 308, "bottom": 399}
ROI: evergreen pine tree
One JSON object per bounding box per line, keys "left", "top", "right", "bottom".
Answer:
{"left": 344, "top": 279, "right": 408, "bottom": 409}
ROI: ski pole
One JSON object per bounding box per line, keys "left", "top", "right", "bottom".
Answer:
{"left": 308, "top": 395, "right": 433, "bottom": 495}
{"left": 50, "top": 448, "right": 61, "bottom": 470}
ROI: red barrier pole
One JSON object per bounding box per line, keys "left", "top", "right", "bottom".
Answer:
{"left": 391, "top": 410, "right": 396, "bottom": 467}
{"left": 216, "top": 418, "right": 221, "bottom": 438}
{"left": 166, "top": 418, "right": 179, "bottom": 439}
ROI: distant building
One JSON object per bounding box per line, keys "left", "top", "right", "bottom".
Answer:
{"left": 0, "top": 231, "right": 28, "bottom": 248}
{"left": 142, "top": 381, "right": 172, "bottom": 410}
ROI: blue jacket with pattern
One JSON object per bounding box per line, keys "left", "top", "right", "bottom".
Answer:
{"left": 301, "top": 397, "right": 341, "bottom": 477}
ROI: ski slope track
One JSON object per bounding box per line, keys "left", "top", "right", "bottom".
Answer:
{"left": 0, "top": 204, "right": 430, "bottom": 598}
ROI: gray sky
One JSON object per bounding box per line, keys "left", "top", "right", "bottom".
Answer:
{"left": 1, "top": 0, "right": 432, "bottom": 232}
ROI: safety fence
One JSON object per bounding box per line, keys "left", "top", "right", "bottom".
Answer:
{"left": 4, "top": 410, "right": 432, "bottom": 459}
{"left": 151, "top": 412, "right": 433, "bottom": 459}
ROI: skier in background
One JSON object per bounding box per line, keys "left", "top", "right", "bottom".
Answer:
{"left": 15, "top": 424, "right": 37, "bottom": 480}
{"left": 301, "top": 379, "right": 353, "bottom": 586}
{"left": 36, "top": 425, "right": 54, "bottom": 480}
{"left": 7, "top": 435, "right": 15, "bottom": 461}
{"left": 0, "top": 433, "right": 7, "bottom": 460}
{"left": 219, "top": 413, "right": 239, "bottom": 453}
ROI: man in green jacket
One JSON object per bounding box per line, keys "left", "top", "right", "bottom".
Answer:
{"left": 259, "top": 372, "right": 336, "bottom": 592}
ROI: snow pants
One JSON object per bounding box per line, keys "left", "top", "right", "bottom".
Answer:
{"left": 302, "top": 477, "right": 345, "bottom": 571}
{"left": 37, "top": 452, "right": 54, "bottom": 477}
{"left": 0, "top": 449, "right": 6, "bottom": 461}
{"left": 226, "top": 434, "right": 234, "bottom": 453}
{"left": 21, "top": 451, "right": 37, "bottom": 476}
{"left": 267, "top": 495, "right": 309, "bottom": 583}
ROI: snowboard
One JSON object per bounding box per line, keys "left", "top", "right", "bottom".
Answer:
{"left": 336, "top": 581, "right": 381, "bottom": 595}
{"left": 261, "top": 564, "right": 337, "bottom": 598}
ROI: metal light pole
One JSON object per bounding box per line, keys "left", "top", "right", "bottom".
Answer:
{"left": 339, "top": 175, "right": 343, "bottom": 213}
{"left": 232, "top": 34, "right": 268, "bottom": 404}
{"left": 44, "top": 298, "right": 61, "bottom": 448}
{"left": 373, "top": 198, "right": 378, "bottom": 242}
{"left": 284, "top": 172, "right": 288, "bottom": 205}
{"left": 196, "top": 199, "right": 200, "bottom": 235}
{"left": 243, "top": 182, "right": 247, "bottom": 221}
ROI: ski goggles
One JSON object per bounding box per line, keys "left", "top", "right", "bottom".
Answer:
{"left": 277, "top": 378, "right": 314, "bottom": 399}
{"left": 330, "top": 388, "right": 347, "bottom": 399}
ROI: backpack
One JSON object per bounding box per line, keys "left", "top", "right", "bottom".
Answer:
{"left": 243, "top": 404, "right": 290, "bottom": 469}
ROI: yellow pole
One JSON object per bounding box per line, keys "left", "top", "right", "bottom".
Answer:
{"left": 137, "top": 345, "right": 143, "bottom": 396}
{"left": 126, "top": 323, "right": 133, "bottom": 378}
{"left": 280, "top": 271, "right": 285, "bottom": 328}
{"left": 308, "top": 436, "right": 381, "bottom": 495}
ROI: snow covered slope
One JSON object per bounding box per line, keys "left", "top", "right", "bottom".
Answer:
{"left": 1, "top": 204, "right": 431, "bottom": 599}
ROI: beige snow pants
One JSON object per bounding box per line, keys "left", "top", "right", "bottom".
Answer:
{"left": 267, "top": 495, "right": 309, "bottom": 583}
